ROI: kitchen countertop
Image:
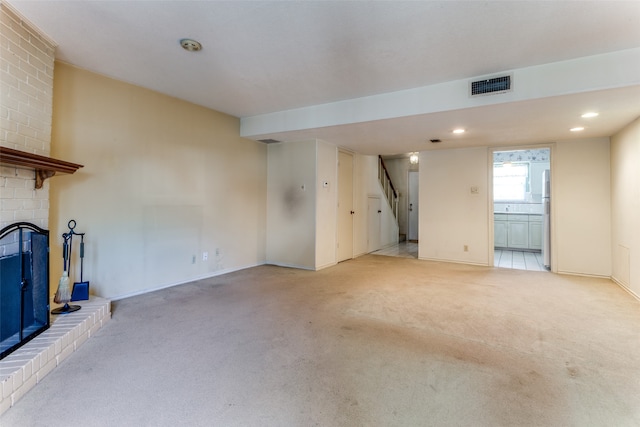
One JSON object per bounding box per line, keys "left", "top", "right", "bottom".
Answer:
{"left": 494, "top": 212, "right": 542, "bottom": 215}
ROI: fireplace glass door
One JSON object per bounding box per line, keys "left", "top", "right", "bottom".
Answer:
{"left": 1, "top": 222, "right": 50, "bottom": 359}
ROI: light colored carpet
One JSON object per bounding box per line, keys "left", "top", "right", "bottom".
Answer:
{"left": 2, "top": 255, "right": 639, "bottom": 426}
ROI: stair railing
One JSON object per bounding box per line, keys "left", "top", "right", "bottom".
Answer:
{"left": 378, "top": 156, "right": 399, "bottom": 219}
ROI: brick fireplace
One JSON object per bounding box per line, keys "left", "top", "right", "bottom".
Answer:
{"left": 0, "top": 2, "right": 54, "bottom": 230}
{"left": 0, "top": 3, "right": 111, "bottom": 415}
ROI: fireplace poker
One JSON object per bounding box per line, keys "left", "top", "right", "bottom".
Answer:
{"left": 71, "top": 232, "right": 89, "bottom": 301}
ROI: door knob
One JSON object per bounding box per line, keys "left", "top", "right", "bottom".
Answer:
{"left": 377, "top": 210, "right": 381, "bottom": 213}
{"left": 350, "top": 211, "right": 355, "bottom": 215}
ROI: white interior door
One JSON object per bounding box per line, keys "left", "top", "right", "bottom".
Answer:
{"left": 337, "top": 151, "right": 354, "bottom": 262}
{"left": 408, "top": 171, "right": 419, "bottom": 242}
{"left": 368, "top": 197, "right": 381, "bottom": 253}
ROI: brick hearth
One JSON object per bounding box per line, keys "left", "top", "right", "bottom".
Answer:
{"left": 0, "top": 297, "right": 111, "bottom": 415}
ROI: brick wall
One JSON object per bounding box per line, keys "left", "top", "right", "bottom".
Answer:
{"left": 0, "top": 2, "right": 55, "bottom": 230}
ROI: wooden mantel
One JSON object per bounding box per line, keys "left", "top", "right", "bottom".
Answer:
{"left": 0, "top": 146, "right": 84, "bottom": 189}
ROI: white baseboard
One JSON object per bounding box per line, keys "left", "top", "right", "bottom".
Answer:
{"left": 556, "top": 270, "right": 611, "bottom": 279}
{"left": 263, "top": 261, "right": 315, "bottom": 271}
{"left": 315, "top": 261, "right": 338, "bottom": 271}
{"left": 611, "top": 277, "right": 640, "bottom": 302}
{"left": 110, "top": 262, "right": 267, "bottom": 301}
{"left": 418, "top": 257, "right": 489, "bottom": 267}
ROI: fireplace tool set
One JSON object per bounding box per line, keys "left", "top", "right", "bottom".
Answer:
{"left": 52, "top": 219, "right": 90, "bottom": 315}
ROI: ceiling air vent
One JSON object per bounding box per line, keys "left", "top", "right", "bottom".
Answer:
{"left": 470, "top": 74, "right": 512, "bottom": 96}
{"left": 258, "top": 139, "right": 281, "bottom": 144}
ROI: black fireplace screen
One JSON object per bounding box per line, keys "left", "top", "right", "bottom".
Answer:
{"left": 0, "top": 222, "right": 50, "bottom": 359}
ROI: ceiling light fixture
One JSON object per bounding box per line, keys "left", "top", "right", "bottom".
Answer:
{"left": 570, "top": 127, "right": 585, "bottom": 132}
{"left": 452, "top": 128, "right": 465, "bottom": 134}
{"left": 409, "top": 152, "right": 419, "bottom": 165}
{"left": 180, "top": 38, "right": 202, "bottom": 52}
{"left": 581, "top": 112, "right": 599, "bottom": 118}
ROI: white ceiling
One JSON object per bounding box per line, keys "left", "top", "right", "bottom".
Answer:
{"left": 7, "top": 0, "right": 640, "bottom": 155}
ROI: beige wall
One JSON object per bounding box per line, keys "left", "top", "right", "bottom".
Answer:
{"left": 0, "top": 3, "right": 55, "bottom": 230}
{"left": 418, "top": 140, "right": 614, "bottom": 277}
{"left": 419, "top": 147, "right": 490, "bottom": 265}
{"left": 266, "top": 143, "right": 397, "bottom": 268}
{"left": 50, "top": 62, "right": 267, "bottom": 299}
{"left": 554, "top": 138, "right": 611, "bottom": 277}
{"left": 266, "top": 140, "right": 318, "bottom": 269}
{"left": 611, "top": 117, "right": 640, "bottom": 297}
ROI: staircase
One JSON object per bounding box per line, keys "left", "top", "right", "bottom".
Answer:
{"left": 378, "top": 156, "right": 399, "bottom": 219}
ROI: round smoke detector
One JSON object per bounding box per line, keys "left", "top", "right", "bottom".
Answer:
{"left": 180, "top": 38, "right": 202, "bottom": 52}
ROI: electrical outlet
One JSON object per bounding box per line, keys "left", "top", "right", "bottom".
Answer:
{"left": 202, "top": 251, "right": 208, "bottom": 261}
{"left": 215, "top": 248, "right": 220, "bottom": 256}
{"left": 464, "top": 245, "right": 469, "bottom": 252}
{"left": 191, "top": 255, "right": 196, "bottom": 264}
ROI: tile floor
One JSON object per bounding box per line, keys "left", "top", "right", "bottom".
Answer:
{"left": 494, "top": 249, "right": 548, "bottom": 272}
{"left": 371, "top": 241, "right": 418, "bottom": 259}
{"left": 372, "top": 242, "right": 548, "bottom": 273}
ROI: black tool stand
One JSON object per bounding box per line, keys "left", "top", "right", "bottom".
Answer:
{"left": 51, "top": 220, "right": 83, "bottom": 315}
{"left": 52, "top": 302, "right": 81, "bottom": 314}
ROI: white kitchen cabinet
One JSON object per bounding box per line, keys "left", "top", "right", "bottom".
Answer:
{"left": 494, "top": 217, "right": 508, "bottom": 247}
{"left": 495, "top": 213, "right": 543, "bottom": 250}
{"left": 528, "top": 215, "right": 543, "bottom": 250}
{"left": 507, "top": 217, "right": 529, "bottom": 249}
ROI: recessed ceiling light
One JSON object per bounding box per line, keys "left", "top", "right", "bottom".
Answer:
{"left": 180, "top": 38, "right": 202, "bottom": 52}
{"left": 452, "top": 128, "right": 465, "bottom": 134}
{"left": 570, "top": 127, "right": 585, "bottom": 132}
{"left": 581, "top": 112, "right": 599, "bottom": 118}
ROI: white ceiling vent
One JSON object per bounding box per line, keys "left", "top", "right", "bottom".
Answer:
{"left": 470, "top": 74, "right": 512, "bottom": 97}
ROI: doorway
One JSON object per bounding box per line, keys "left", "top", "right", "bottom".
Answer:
{"left": 408, "top": 170, "right": 419, "bottom": 242}
{"left": 367, "top": 196, "right": 381, "bottom": 253}
{"left": 337, "top": 151, "right": 354, "bottom": 262}
{"left": 492, "top": 148, "right": 550, "bottom": 271}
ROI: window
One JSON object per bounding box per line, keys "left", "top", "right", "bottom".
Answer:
{"left": 494, "top": 163, "right": 529, "bottom": 201}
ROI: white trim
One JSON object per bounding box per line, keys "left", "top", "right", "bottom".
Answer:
{"left": 315, "top": 261, "right": 338, "bottom": 271}
{"left": 556, "top": 270, "right": 611, "bottom": 280}
{"left": 110, "top": 262, "right": 266, "bottom": 301}
{"left": 419, "top": 256, "right": 489, "bottom": 268}
{"left": 611, "top": 277, "right": 640, "bottom": 302}
{"left": 2, "top": 2, "right": 58, "bottom": 48}
{"left": 266, "top": 262, "right": 316, "bottom": 271}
